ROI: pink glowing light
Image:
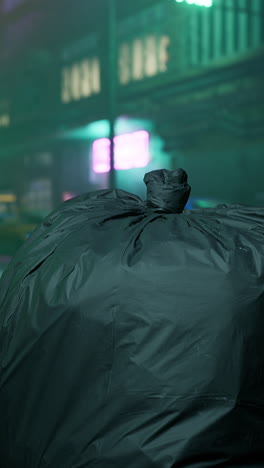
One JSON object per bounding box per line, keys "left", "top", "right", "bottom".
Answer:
{"left": 62, "top": 192, "right": 77, "bottom": 201}
{"left": 92, "top": 130, "right": 150, "bottom": 173}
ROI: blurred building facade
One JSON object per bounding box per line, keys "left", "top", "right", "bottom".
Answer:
{"left": 0, "top": 0, "right": 263, "bottom": 216}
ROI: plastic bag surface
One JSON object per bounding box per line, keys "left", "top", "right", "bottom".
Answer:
{"left": 0, "top": 169, "right": 264, "bottom": 468}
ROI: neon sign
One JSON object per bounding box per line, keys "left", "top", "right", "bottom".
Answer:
{"left": 92, "top": 130, "right": 150, "bottom": 173}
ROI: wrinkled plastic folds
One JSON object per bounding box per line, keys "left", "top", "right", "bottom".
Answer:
{"left": 0, "top": 169, "right": 264, "bottom": 467}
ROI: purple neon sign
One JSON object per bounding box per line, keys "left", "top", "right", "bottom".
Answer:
{"left": 92, "top": 130, "right": 150, "bottom": 173}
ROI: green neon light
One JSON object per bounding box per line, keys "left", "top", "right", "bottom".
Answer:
{"left": 175, "top": 0, "right": 213, "bottom": 7}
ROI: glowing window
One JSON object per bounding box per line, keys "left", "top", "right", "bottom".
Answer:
{"left": 61, "top": 58, "right": 101, "bottom": 104}
{"left": 132, "top": 39, "right": 144, "bottom": 81}
{"left": 0, "top": 114, "right": 10, "bottom": 127}
{"left": 145, "top": 36, "right": 158, "bottom": 77}
{"left": 118, "top": 35, "right": 170, "bottom": 85}
{"left": 119, "top": 43, "right": 131, "bottom": 85}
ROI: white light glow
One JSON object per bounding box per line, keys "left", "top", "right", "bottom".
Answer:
{"left": 175, "top": 0, "right": 212, "bottom": 6}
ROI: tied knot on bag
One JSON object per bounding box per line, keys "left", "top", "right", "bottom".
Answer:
{"left": 144, "top": 168, "right": 191, "bottom": 214}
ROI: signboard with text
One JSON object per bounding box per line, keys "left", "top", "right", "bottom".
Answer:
{"left": 60, "top": 2, "right": 172, "bottom": 105}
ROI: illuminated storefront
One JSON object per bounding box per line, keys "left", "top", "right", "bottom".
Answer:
{"left": 1, "top": 0, "right": 263, "bottom": 210}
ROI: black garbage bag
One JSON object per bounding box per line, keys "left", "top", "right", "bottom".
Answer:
{"left": 0, "top": 168, "right": 264, "bottom": 468}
